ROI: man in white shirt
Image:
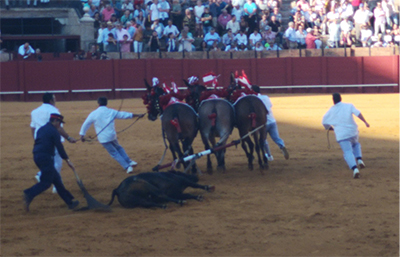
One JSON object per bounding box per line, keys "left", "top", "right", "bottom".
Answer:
{"left": 226, "top": 15, "right": 240, "bottom": 34}
{"left": 79, "top": 97, "right": 144, "bottom": 174}
{"left": 31, "top": 93, "right": 77, "bottom": 193}
{"left": 18, "top": 42, "right": 35, "bottom": 58}
{"left": 158, "top": 0, "right": 170, "bottom": 26}
{"left": 353, "top": 4, "right": 373, "bottom": 42}
{"left": 234, "top": 29, "right": 248, "bottom": 46}
{"left": 252, "top": 86, "right": 289, "bottom": 161}
{"left": 115, "top": 22, "right": 131, "bottom": 41}
{"left": 150, "top": 0, "right": 160, "bottom": 22}
{"left": 163, "top": 19, "right": 180, "bottom": 39}
{"left": 249, "top": 28, "right": 262, "bottom": 49}
{"left": 322, "top": 93, "right": 370, "bottom": 179}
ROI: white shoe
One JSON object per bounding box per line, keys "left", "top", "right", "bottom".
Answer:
{"left": 353, "top": 168, "right": 360, "bottom": 179}
{"left": 35, "top": 173, "right": 40, "bottom": 183}
{"left": 129, "top": 161, "right": 137, "bottom": 167}
{"left": 357, "top": 159, "right": 366, "bottom": 169}
{"left": 126, "top": 166, "right": 134, "bottom": 174}
{"left": 265, "top": 154, "right": 274, "bottom": 161}
{"left": 52, "top": 186, "right": 57, "bottom": 194}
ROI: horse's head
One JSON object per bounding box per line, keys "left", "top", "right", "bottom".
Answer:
{"left": 143, "top": 79, "right": 165, "bottom": 121}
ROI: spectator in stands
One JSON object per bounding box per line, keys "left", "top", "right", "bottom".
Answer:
{"left": 121, "top": 0, "right": 134, "bottom": 12}
{"left": 256, "top": 0, "right": 268, "bottom": 13}
{"left": 283, "top": 21, "right": 297, "bottom": 49}
{"left": 226, "top": 15, "right": 240, "bottom": 34}
{"left": 249, "top": 28, "right": 262, "bottom": 48}
{"left": 222, "top": 28, "right": 235, "bottom": 50}
{"left": 259, "top": 14, "right": 269, "bottom": 31}
{"left": 151, "top": 19, "right": 165, "bottom": 39}
{"left": 18, "top": 42, "right": 35, "bottom": 58}
{"left": 74, "top": 49, "right": 87, "bottom": 60}
{"left": 106, "top": 33, "right": 118, "bottom": 52}
{"left": 204, "top": 27, "right": 221, "bottom": 49}
{"left": 217, "top": 9, "right": 231, "bottom": 35}
{"left": 119, "top": 34, "right": 133, "bottom": 53}
{"left": 170, "top": 0, "right": 183, "bottom": 31}
{"left": 328, "top": 18, "right": 341, "bottom": 48}
{"left": 158, "top": 0, "right": 171, "bottom": 26}
{"left": 391, "top": 23, "right": 400, "bottom": 45}
{"left": 254, "top": 41, "right": 264, "bottom": 50}
{"left": 178, "top": 29, "right": 195, "bottom": 51}
{"left": 295, "top": 24, "right": 307, "bottom": 48}
{"left": 268, "top": 14, "right": 282, "bottom": 45}
{"left": 166, "top": 32, "right": 178, "bottom": 51}
{"left": 183, "top": 8, "right": 196, "bottom": 36}
{"left": 340, "top": 0, "right": 354, "bottom": 19}
{"left": 110, "top": 0, "right": 123, "bottom": 18}
{"left": 35, "top": 48, "right": 42, "bottom": 62}
{"left": 148, "top": 30, "right": 161, "bottom": 51}
{"left": 150, "top": 0, "right": 160, "bottom": 22}
{"left": 89, "top": 4, "right": 99, "bottom": 18}
{"left": 238, "top": 43, "right": 248, "bottom": 50}
{"left": 227, "top": 41, "right": 239, "bottom": 51}
{"left": 102, "top": 21, "right": 115, "bottom": 49}
{"left": 382, "top": 0, "right": 397, "bottom": 28}
{"left": 135, "top": 10, "right": 146, "bottom": 27}
{"left": 133, "top": 24, "right": 144, "bottom": 52}
{"left": 305, "top": 27, "right": 321, "bottom": 48}
{"left": 374, "top": 2, "right": 387, "bottom": 36}
{"left": 201, "top": 7, "right": 214, "bottom": 36}
{"left": 360, "top": 23, "right": 373, "bottom": 46}
{"left": 110, "top": 14, "right": 118, "bottom": 23}
{"left": 194, "top": 0, "right": 205, "bottom": 37}
{"left": 231, "top": 3, "right": 244, "bottom": 21}
{"left": 163, "top": 19, "right": 180, "bottom": 40}
{"left": 115, "top": 22, "right": 131, "bottom": 43}
{"left": 102, "top": 4, "right": 116, "bottom": 22}
{"left": 126, "top": 20, "right": 136, "bottom": 37}
{"left": 262, "top": 25, "right": 276, "bottom": 46}
{"left": 234, "top": 28, "right": 248, "bottom": 47}
{"left": 133, "top": 4, "right": 146, "bottom": 19}
{"left": 121, "top": 10, "right": 133, "bottom": 25}
{"left": 210, "top": 41, "right": 221, "bottom": 51}
{"left": 339, "top": 16, "right": 353, "bottom": 46}
{"left": 353, "top": 3, "right": 373, "bottom": 43}
{"left": 239, "top": 15, "right": 250, "bottom": 32}
{"left": 271, "top": 7, "right": 282, "bottom": 23}
{"left": 243, "top": 0, "right": 258, "bottom": 35}
{"left": 209, "top": 0, "right": 219, "bottom": 28}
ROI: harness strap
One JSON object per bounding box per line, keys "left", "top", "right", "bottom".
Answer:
{"left": 249, "top": 112, "right": 257, "bottom": 128}
{"left": 170, "top": 118, "right": 182, "bottom": 133}
{"left": 208, "top": 113, "right": 217, "bottom": 127}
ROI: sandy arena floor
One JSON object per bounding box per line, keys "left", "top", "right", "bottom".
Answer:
{"left": 1, "top": 93, "right": 399, "bottom": 256}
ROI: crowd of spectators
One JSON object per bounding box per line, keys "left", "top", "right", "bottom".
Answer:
{"left": 4, "top": 0, "right": 400, "bottom": 55}
{"left": 82, "top": 0, "right": 399, "bottom": 54}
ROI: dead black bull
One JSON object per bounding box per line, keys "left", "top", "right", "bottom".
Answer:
{"left": 108, "top": 171, "right": 215, "bottom": 209}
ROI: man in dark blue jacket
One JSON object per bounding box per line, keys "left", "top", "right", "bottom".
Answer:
{"left": 23, "top": 114, "right": 79, "bottom": 212}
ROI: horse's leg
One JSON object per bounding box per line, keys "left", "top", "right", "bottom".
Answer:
{"left": 182, "top": 138, "right": 198, "bottom": 174}
{"left": 253, "top": 132, "right": 265, "bottom": 173}
{"left": 169, "top": 141, "right": 182, "bottom": 169}
{"left": 259, "top": 128, "right": 269, "bottom": 170}
{"left": 215, "top": 128, "right": 230, "bottom": 172}
{"left": 241, "top": 136, "right": 254, "bottom": 170}
{"left": 200, "top": 132, "right": 213, "bottom": 173}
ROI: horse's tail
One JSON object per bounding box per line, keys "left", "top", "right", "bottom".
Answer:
{"left": 108, "top": 189, "right": 118, "bottom": 206}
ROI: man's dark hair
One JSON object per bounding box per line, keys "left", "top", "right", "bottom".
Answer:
{"left": 98, "top": 97, "right": 108, "bottom": 106}
{"left": 43, "top": 93, "right": 54, "bottom": 104}
{"left": 333, "top": 92, "right": 342, "bottom": 104}
{"left": 252, "top": 85, "right": 260, "bottom": 93}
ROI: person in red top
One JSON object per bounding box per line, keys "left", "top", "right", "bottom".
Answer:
{"left": 305, "top": 27, "right": 321, "bottom": 49}
{"left": 102, "top": 4, "right": 116, "bottom": 22}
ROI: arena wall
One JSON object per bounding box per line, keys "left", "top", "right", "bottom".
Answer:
{"left": 1, "top": 55, "right": 398, "bottom": 101}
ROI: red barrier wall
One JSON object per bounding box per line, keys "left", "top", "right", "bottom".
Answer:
{"left": 1, "top": 56, "right": 398, "bottom": 101}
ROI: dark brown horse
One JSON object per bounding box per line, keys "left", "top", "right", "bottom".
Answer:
{"left": 234, "top": 95, "right": 268, "bottom": 171}
{"left": 143, "top": 79, "right": 199, "bottom": 174}
{"left": 198, "top": 98, "right": 235, "bottom": 173}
